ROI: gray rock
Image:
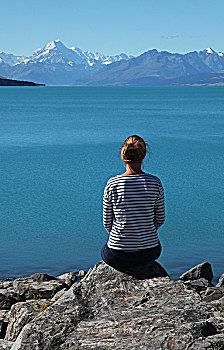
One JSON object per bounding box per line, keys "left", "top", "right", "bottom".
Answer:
{"left": 180, "top": 262, "right": 213, "bottom": 281}
{"left": 0, "top": 280, "right": 13, "bottom": 290}
{"left": 0, "top": 274, "right": 65, "bottom": 311}
{"left": 216, "top": 273, "right": 224, "bottom": 288}
{"left": 28, "top": 273, "right": 57, "bottom": 283}
{"left": 51, "top": 288, "right": 67, "bottom": 302}
{"left": 210, "top": 296, "right": 224, "bottom": 312}
{"left": 0, "top": 310, "right": 10, "bottom": 339}
{"left": 188, "top": 334, "right": 224, "bottom": 349}
{"left": 11, "top": 262, "right": 224, "bottom": 350}
{"left": 5, "top": 299, "right": 48, "bottom": 341}
{"left": 0, "top": 340, "right": 15, "bottom": 350}
{"left": 203, "top": 287, "right": 224, "bottom": 302}
{"left": 0, "top": 310, "right": 10, "bottom": 323}
{"left": 0, "top": 281, "right": 19, "bottom": 310}
{"left": 57, "top": 271, "right": 78, "bottom": 287}
{"left": 13, "top": 275, "right": 65, "bottom": 300}
{"left": 0, "top": 294, "right": 18, "bottom": 311}
{"left": 182, "top": 278, "right": 214, "bottom": 294}
{"left": 78, "top": 270, "right": 87, "bottom": 280}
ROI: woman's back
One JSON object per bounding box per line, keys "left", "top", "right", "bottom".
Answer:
{"left": 103, "top": 173, "right": 165, "bottom": 251}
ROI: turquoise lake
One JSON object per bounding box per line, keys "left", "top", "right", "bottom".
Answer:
{"left": 0, "top": 86, "right": 223, "bottom": 282}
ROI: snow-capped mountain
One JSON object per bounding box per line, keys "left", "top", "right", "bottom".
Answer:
{"left": 71, "top": 48, "right": 132, "bottom": 66}
{"left": 0, "top": 39, "right": 133, "bottom": 85}
{"left": 0, "top": 40, "right": 133, "bottom": 84}
{"left": 0, "top": 52, "right": 27, "bottom": 66}
{"left": 25, "top": 40, "right": 87, "bottom": 66}
{"left": 0, "top": 41, "right": 224, "bottom": 85}
{"left": 24, "top": 40, "right": 133, "bottom": 67}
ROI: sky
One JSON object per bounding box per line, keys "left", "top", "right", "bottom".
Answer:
{"left": 1, "top": 0, "right": 224, "bottom": 57}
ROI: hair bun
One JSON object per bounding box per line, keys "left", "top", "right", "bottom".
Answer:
{"left": 121, "top": 135, "right": 147, "bottom": 163}
{"left": 127, "top": 142, "right": 134, "bottom": 148}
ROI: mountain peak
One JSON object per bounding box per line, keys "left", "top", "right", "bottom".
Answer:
{"left": 44, "top": 40, "right": 65, "bottom": 51}
{"left": 205, "top": 48, "right": 215, "bottom": 54}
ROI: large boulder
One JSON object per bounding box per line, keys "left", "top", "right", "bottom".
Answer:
{"left": 179, "top": 262, "right": 213, "bottom": 281}
{"left": 11, "top": 261, "right": 224, "bottom": 350}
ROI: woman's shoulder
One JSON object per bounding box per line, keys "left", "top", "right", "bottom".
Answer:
{"left": 105, "top": 173, "right": 163, "bottom": 186}
{"left": 105, "top": 174, "right": 122, "bottom": 187}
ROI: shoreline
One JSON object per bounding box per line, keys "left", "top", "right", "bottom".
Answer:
{"left": 1, "top": 258, "right": 222, "bottom": 285}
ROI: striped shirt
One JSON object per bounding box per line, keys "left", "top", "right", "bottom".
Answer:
{"left": 103, "top": 173, "right": 165, "bottom": 251}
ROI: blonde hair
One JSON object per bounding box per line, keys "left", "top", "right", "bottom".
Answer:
{"left": 121, "top": 135, "right": 147, "bottom": 163}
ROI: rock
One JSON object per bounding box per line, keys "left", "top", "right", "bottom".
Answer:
{"left": 191, "top": 320, "right": 217, "bottom": 338}
{"left": 28, "top": 273, "right": 57, "bottom": 283}
{"left": 51, "top": 288, "right": 67, "bottom": 302}
{"left": 0, "top": 340, "right": 14, "bottom": 350}
{"left": 0, "top": 310, "right": 10, "bottom": 339}
{"left": 0, "top": 274, "right": 65, "bottom": 313}
{"left": 179, "top": 262, "right": 213, "bottom": 282}
{"left": 0, "top": 294, "right": 18, "bottom": 311}
{"left": 0, "top": 280, "right": 19, "bottom": 310}
{"left": 57, "top": 271, "right": 78, "bottom": 287}
{"left": 78, "top": 270, "right": 87, "bottom": 280}
{"left": 211, "top": 296, "right": 224, "bottom": 312}
{"left": 5, "top": 300, "right": 48, "bottom": 341}
{"left": 202, "top": 287, "right": 224, "bottom": 302}
{"left": 188, "top": 334, "right": 224, "bottom": 349}
{"left": 13, "top": 274, "right": 65, "bottom": 300}
{"left": 216, "top": 273, "right": 224, "bottom": 288}
{"left": 0, "top": 310, "right": 10, "bottom": 323}
{"left": 183, "top": 278, "right": 214, "bottom": 294}
{"left": 0, "top": 280, "right": 13, "bottom": 289}
{"left": 0, "top": 274, "right": 65, "bottom": 312}
{"left": 11, "top": 262, "right": 224, "bottom": 350}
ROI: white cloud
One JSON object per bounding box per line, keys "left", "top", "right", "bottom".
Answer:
{"left": 161, "top": 35, "right": 182, "bottom": 40}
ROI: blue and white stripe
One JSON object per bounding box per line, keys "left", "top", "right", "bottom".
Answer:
{"left": 103, "top": 173, "right": 165, "bottom": 251}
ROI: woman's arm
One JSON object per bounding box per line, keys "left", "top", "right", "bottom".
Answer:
{"left": 103, "top": 185, "right": 113, "bottom": 233}
{"left": 154, "top": 182, "right": 165, "bottom": 230}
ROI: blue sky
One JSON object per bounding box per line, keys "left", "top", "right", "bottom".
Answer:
{"left": 1, "top": 0, "right": 224, "bottom": 56}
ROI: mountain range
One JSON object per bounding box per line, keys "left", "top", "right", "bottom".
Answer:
{"left": 1, "top": 40, "right": 224, "bottom": 86}
{"left": 0, "top": 40, "right": 132, "bottom": 85}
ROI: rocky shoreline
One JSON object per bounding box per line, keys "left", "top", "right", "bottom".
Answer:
{"left": 0, "top": 261, "right": 223, "bottom": 349}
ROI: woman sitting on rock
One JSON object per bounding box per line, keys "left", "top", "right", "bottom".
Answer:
{"left": 101, "top": 135, "right": 166, "bottom": 278}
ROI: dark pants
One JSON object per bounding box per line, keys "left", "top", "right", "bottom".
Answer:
{"left": 101, "top": 243, "right": 162, "bottom": 276}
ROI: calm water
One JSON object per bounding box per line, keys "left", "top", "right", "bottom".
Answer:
{"left": 0, "top": 86, "right": 223, "bottom": 283}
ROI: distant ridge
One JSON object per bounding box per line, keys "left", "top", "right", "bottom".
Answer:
{"left": 0, "top": 76, "right": 45, "bottom": 86}
{"left": 0, "top": 41, "right": 224, "bottom": 86}
{"left": 78, "top": 48, "right": 224, "bottom": 86}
